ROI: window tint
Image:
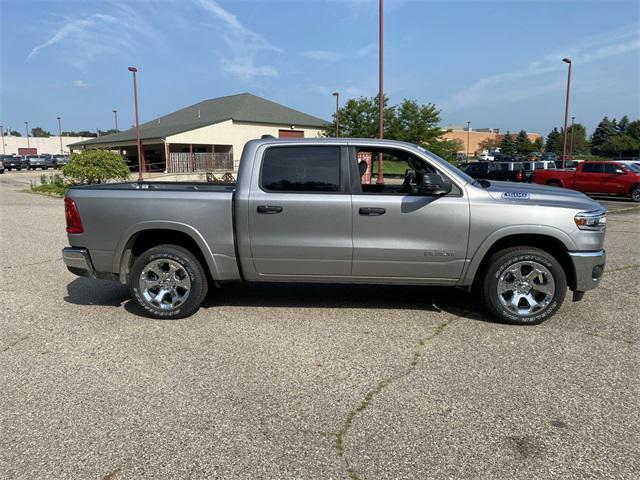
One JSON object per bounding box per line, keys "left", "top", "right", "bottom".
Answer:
{"left": 604, "top": 163, "right": 624, "bottom": 174}
{"left": 582, "top": 163, "right": 603, "bottom": 173}
{"left": 261, "top": 146, "right": 341, "bottom": 192}
{"left": 496, "top": 163, "right": 509, "bottom": 171}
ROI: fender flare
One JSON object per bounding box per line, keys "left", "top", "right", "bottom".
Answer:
{"left": 459, "top": 225, "right": 578, "bottom": 287}
{"left": 112, "top": 221, "right": 222, "bottom": 281}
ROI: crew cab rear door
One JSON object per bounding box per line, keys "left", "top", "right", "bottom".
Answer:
{"left": 246, "top": 145, "right": 353, "bottom": 276}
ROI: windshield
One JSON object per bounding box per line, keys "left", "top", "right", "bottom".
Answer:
{"left": 415, "top": 145, "right": 478, "bottom": 185}
{"left": 626, "top": 163, "right": 640, "bottom": 173}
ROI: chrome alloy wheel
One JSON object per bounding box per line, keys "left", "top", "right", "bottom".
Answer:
{"left": 139, "top": 258, "right": 191, "bottom": 310}
{"left": 497, "top": 261, "right": 555, "bottom": 316}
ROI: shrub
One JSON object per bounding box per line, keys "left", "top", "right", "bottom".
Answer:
{"left": 62, "top": 150, "right": 130, "bottom": 184}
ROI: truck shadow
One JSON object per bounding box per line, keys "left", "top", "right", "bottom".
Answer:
{"left": 65, "top": 278, "right": 489, "bottom": 322}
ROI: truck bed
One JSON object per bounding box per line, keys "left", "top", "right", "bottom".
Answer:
{"left": 66, "top": 182, "right": 239, "bottom": 280}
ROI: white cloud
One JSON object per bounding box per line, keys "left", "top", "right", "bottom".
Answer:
{"left": 442, "top": 27, "right": 640, "bottom": 112}
{"left": 194, "top": 0, "right": 281, "bottom": 80}
{"left": 301, "top": 50, "right": 341, "bottom": 62}
{"left": 356, "top": 43, "right": 375, "bottom": 56}
{"left": 72, "top": 79, "right": 88, "bottom": 88}
{"left": 27, "top": 2, "right": 159, "bottom": 69}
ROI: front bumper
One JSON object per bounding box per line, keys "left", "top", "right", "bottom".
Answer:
{"left": 62, "top": 247, "right": 96, "bottom": 278}
{"left": 568, "top": 249, "right": 606, "bottom": 292}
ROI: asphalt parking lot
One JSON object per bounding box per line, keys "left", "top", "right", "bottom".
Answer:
{"left": 1, "top": 170, "right": 639, "bottom": 480}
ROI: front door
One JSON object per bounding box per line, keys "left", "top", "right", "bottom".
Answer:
{"left": 247, "top": 145, "right": 352, "bottom": 276}
{"left": 350, "top": 146, "right": 470, "bottom": 282}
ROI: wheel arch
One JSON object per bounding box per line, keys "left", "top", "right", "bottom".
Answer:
{"left": 114, "top": 222, "right": 221, "bottom": 284}
{"left": 461, "top": 229, "right": 577, "bottom": 291}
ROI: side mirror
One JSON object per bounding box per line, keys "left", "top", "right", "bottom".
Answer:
{"left": 419, "top": 173, "right": 453, "bottom": 196}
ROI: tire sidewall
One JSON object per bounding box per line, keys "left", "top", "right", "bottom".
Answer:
{"left": 484, "top": 250, "right": 566, "bottom": 325}
{"left": 631, "top": 185, "right": 640, "bottom": 203}
{"left": 130, "top": 247, "right": 205, "bottom": 319}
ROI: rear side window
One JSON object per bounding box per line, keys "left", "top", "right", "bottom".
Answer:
{"left": 261, "top": 146, "right": 341, "bottom": 192}
{"left": 604, "top": 163, "right": 624, "bottom": 174}
{"left": 582, "top": 163, "right": 604, "bottom": 173}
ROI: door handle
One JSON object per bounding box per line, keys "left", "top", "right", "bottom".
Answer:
{"left": 359, "top": 207, "right": 386, "bottom": 216}
{"left": 257, "top": 205, "right": 283, "bottom": 214}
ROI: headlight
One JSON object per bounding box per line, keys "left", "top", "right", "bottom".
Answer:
{"left": 574, "top": 210, "right": 606, "bottom": 231}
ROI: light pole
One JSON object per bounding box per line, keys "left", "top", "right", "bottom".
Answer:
{"left": 332, "top": 92, "right": 340, "bottom": 137}
{"left": 561, "top": 58, "right": 572, "bottom": 168}
{"left": 466, "top": 121, "right": 471, "bottom": 159}
{"left": 25, "top": 121, "right": 30, "bottom": 148}
{"left": 569, "top": 116, "right": 575, "bottom": 160}
{"left": 113, "top": 109, "right": 119, "bottom": 131}
{"left": 0, "top": 126, "right": 5, "bottom": 155}
{"left": 128, "top": 66, "right": 144, "bottom": 181}
{"left": 376, "top": 0, "right": 385, "bottom": 185}
{"left": 56, "top": 117, "right": 63, "bottom": 154}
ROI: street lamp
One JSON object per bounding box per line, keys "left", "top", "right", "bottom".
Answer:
{"left": 25, "top": 121, "right": 30, "bottom": 148}
{"left": 466, "top": 121, "right": 471, "bottom": 159}
{"left": 56, "top": 117, "right": 63, "bottom": 154}
{"left": 113, "top": 109, "right": 119, "bottom": 131}
{"left": 128, "top": 66, "right": 144, "bottom": 182}
{"left": 332, "top": 92, "right": 340, "bottom": 137}
{"left": 569, "top": 116, "right": 576, "bottom": 160}
{"left": 0, "top": 126, "right": 5, "bottom": 155}
{"left": 376, "top": 0, "right": 385, "bottom": 185}
{"left": 561, "top": 57, "right": 572, "bottom": 168}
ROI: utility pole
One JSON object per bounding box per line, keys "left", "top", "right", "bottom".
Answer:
{"left": 0, "top": 126, "right": 5, "bottom": 155}
{"left": 25, "top": 121, "right": 30, "bottom": 148}
{"left": 561, "top": 58, "right": 572, "bottom": 168}
{"left": 376, "top": 0, "right": 385, "bottom": 185}
{"left": 467, "top": 121, "right": 471, "bottom": 159}
{"left": 128, "top": 66, "right": 144, "bottom": 181}
{"left": 569, "top": 116, "right": 576, "bottom": 160}
{"left": 113, "top": 109, "right": 119, "bottom": 131}
{"left": 332, "top": 92, "right": 340, "bottom": 137}
{"left": 57, "top": 117, "right": 63, "bottom": 154}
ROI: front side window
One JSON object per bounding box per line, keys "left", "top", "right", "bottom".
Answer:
{"left": 261, "top": 146, "right": 341, "bottom": 192}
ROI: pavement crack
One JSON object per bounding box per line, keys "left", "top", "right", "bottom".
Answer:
{"left": 606, "top": 264, "right": 640, "bottom": 273}
{"left": 2, "top": 257, "right": 61, "bottom": 270}
{"left": 334, "top": 316, "right": 455, "bottom": 480}
{"left": 0, "top": 335, "right": 29, "bottom": 353}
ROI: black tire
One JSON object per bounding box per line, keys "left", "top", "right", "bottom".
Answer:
{"left": 480, "top": 247, "right": 566, "bottom": 325}
{"left": 630, "top": 185, "right": 640, "bottom": 203}
{"left": 129, "top": 244, "right": 208, "bottom": 319}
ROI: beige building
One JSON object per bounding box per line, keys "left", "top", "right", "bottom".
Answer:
{"left": 1, "top": 135, "right": 92, "bottom": 156}
{"left": 69, "top": 93, "right": 326, "bottom": 173}
{"left": 442, "top": 127, "right": 541, "bottom": 156}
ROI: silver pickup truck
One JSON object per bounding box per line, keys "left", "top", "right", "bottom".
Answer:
{"left": 62, "top": 138, "right": 606, "bottom": 325}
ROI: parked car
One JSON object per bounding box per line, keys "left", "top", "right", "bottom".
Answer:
{"left": 534, "top": 161, "right": 640, "bottom": 202}
{"left": 62, "top": 138, "right": 606, "bottom": 325}
{"left": 478, "top": 152, "right": 494, "bottom": 161}
{"left": 541, "top": 152, "right": 557, "bottom": 162}
{"left": 40, "top": 154, "right": 58, "bottom": 169}
{"left": 0, "top": 162, "right": 4, "bottom": 174}
{"left": 460, "top": 161, "right": 527, "bottom": 182}
{"left": 52, "top": 155, "right": 69, "bottom": 167}
{"left": 1, "top": 155, "right": 27, "bottom": 171}
{"left": 25, "top": 155, "right": 48, "bottom": 170}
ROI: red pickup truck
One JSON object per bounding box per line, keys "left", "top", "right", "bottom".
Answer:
{"left": 534, "top": 161, "right": 640, "bottom": 202}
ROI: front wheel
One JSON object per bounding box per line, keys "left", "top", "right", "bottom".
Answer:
{"left": 480, "top": 247, "right": 566, "bottom": 325}
{"left": 130, "top": 244, "right": 208, "bottom": 319}
{"left": 630, "top": 185, "right": 640, "bottom": 203}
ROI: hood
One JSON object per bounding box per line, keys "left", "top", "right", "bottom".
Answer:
{"left": 483, "top": 181, "right": 603, "bottom": 212}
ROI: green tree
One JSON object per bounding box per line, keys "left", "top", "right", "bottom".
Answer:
{"left": 545, "top": 127, "right": 562, "bottom": 154}
{"left": 514, "top": 130, "right": 533, "bottom": 154}
{"left": 31, "top": 127, "right": 52, "bottom": 137}
{"left": 566, "top": 123, "right": 589, "bottom": 156}
{"left": 9, "top": 130, "right": 21, "bottom": 136}
{"left": 627, "top": 120, "right": 640, "bottom": 142}
{"left": 62, "top": 149, "right": 130, "bottom": 184}
{"left": 591, "top": 116, "right": 617, "bottom": 155}
{"left": 478, "top": 137, "right": 500, "bottom": 152}
{"left": 532, "top": 137, "right": 544, "bottom": 152}
{"left": 617, "top": 115, "right": 630, "bottom": 134}
{"left": 324, "top": 95, "right": 457, "bottom": 159}
{"left": 500, "top": 132, "right": 515, "bottom": 155}
{"left": 599, "top": 134, "right": 639, "bottom": 158}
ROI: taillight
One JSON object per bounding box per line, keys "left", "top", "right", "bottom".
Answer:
{"left": 516, "top": 170, "right": 524, "bottom": 181}
{"left": 64, "top": 197, "right": 83, "bottom": 234}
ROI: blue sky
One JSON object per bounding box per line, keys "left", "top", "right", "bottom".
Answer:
{"left": 1, "top": 0, "right": 639, "bottom": 137}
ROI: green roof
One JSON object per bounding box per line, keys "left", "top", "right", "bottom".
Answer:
{"left": 70, "top": 93, "right": 328, "bottom": 147}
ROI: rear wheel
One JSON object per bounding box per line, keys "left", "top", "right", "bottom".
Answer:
{"left": 130, "top": 244, "right": 208, "bottom": 319}
{"left": 630, "top": 185, "right": 640, "bottom": 203}
{"left": 480, "top": 247, "right": 566, "bottom": 325}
